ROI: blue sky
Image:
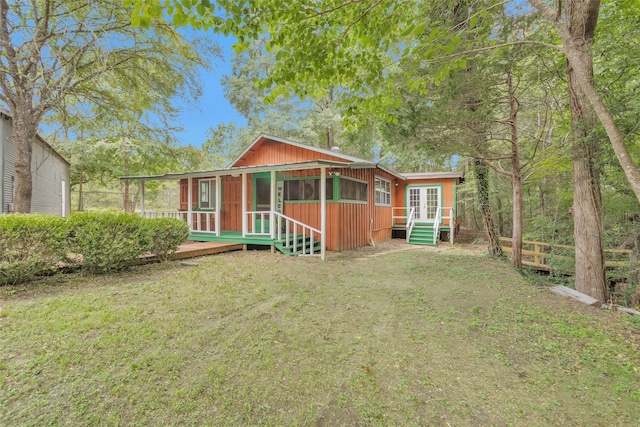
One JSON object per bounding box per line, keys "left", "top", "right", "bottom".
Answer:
{"left": 172, "top": 34, "right": 246, "bottom": 147}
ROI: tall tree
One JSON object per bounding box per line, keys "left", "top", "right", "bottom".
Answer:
{"left": 528, "top": 0, "right": 640, "bottom": 205}
{"left": 0, "top": 0, "right": 209, "bottom": 212}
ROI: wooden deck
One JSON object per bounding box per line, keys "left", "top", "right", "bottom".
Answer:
{"left": 138, "top": 241, "right": 243, "bottom": 264}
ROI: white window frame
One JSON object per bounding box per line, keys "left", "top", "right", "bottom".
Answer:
{"left": 374, "top": 175, "right": 392, "bottom": 206}
{"left": 198, "top": 178, "right": 217, "bottom": 210}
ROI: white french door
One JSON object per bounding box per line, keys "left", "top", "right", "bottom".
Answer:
{"left": 408, "top": 186, "right": 440, "bottom": 222}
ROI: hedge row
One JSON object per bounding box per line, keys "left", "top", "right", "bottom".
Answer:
{"left": 0, "top": 212, "right": 189, "bottom": 285}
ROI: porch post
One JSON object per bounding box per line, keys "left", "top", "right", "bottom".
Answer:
{"left": 140, "top": 181, "right": 145, "bottom": 217}
{"left": 270, "top": 170, "right": 276, "bottom": 239}
{"left": 320, "top": 167, "right": 327, "bottom": 260}
{"left": 187, "top": 177, "right": 193, "bottom": 231}
{"left": 216, "top": 176, "right": 221, "bottom": 236}
{"left": 241, "top": 173, "right": 247, "bottom": 237}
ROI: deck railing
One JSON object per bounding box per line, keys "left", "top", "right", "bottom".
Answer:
{"left": 273, "top": 211, "right": 322, "bottom": 256}
{"left": 143, "top": 211, "right": 187, "bottom": 221}
{"left": 499, "top": 237, "right": 633, "bottom": 273}
{"left": 440, "top": 207, "right": 454, "bottom": 244}
{"left": 393, "top": 207, "right": 417, "bottom": 243}
{"left": 244, "top": 210, "right": 272, "bottom": 236}
{"left": 142, "top": 210, "right": 217, "bottom": 234}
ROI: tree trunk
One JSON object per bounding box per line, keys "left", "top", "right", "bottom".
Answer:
{"left": 474, "top": 158, "right": 503, "bottom": 256}
{"left": 508, "top": 71, "right": 523, "bottom": 269}
{"left": 529, "top": 0, "right": 640, "bottom": 204}
{"left": 496, "top": 195, "right": 505, "bottom": 236}
{"left": 566, "top": 0, "right": 607, "bottom": 302}
{"left": 11, "top": 108, "right": 37, "bottom": 213}
{"left": 123, "top": 148, "right": 131, "bottom": 212}
{"left": 77, "top": 168, "right": 84, "bottom": 212}
{"left": 124, "top": 180, "right": 131, "bottom": 212}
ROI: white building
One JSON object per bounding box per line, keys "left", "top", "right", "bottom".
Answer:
{"left": 1, "top": 109, "right": 70, "bottom": 216}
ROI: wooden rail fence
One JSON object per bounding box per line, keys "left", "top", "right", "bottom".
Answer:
{"left": 499, "top": 237, "right": 634, "bottom": 274}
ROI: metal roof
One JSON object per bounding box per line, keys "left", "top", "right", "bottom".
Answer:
{"left": 119, "top": 134, "right": 460, "bottom": 182}
{"left": 402, "top": 171, "right": 464, "bottom": 180}
{"left": 0, "top": 109, "right": 71, "bottom": 166}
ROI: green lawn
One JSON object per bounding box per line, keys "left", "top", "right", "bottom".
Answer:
{"left": 1, "top": 245, "right": 639, "bottom": 426}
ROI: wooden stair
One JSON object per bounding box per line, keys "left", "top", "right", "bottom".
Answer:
{"left": 408, "top": 224, "right": 437, "bottom": 246}
{"left": 274, "top": 234, "right": 321, "bottom": 256}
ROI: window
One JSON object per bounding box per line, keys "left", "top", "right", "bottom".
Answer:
{"left": 374, "top": 176, "right": 391, "bottom": 206}
{"left": 340, "top": 178, "right": 367, "bottom": 202}
{"left": 284, "top": 178, "right": 333, "bottom": 201}
{"left": 199, "top": 178, "right": 217, "bottom": 209}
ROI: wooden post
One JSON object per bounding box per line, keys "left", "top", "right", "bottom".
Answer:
{"left": 187, "top": 177, "right": 193, "bottom": 231}
{"left": 449, "top": 209, "right": 454, "bottom": 244}
{"left": 320, "top": 167, "right": 327, "bottom": 261}
{"left": 216, "top": 176, "right": 221, "bottom": 236}
{"left": 270, "top": 170, "right": 276, "bottom": 239}
{"left": 241, "top": 173, "right": 247, "bottom": 237}
{"left": 534, "top": 243, "right": 540, "bottom": 267}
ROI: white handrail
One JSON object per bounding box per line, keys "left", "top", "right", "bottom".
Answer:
{"left": 141, "top": 210, "right": 216, "bottom": 234}
{"left": 392, "top": 207, "right": 409, "bottom": 227}
{"left": 142, "top": 211, "right": 188, "bottom": 221}
{"left": 273, "top": 211, "right": 322, "bottom": 256}
{"left": 406, "top": 207, "right": 416, "bottom": 243}
{"left": 245, "top": 210, "right": 272, "bottom": 235}
{"left": 439, "top": 206, "right": 455, "bottom": 244}
{"left": 433, "top": 205, "right": 441, "bottom": 243}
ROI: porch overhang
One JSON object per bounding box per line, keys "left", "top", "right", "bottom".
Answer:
{"left": 120, "top": 160, "right": 406, "bottom": 183}
{"left": 119, "top": 160, "right": 356, "bottom": 182}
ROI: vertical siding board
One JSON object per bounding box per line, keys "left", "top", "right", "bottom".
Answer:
{"left": 175, "top": 136, "right": 460, "bottom": 250}
{"left": 233, "top": 137, "right": 348, "bottom": 167}
{"left": 1, "top": 117, "right": 69, "bottom": 216}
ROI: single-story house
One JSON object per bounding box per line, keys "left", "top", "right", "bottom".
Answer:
{"left": 1, "top": 109, "right": 70, "bottom": 216}
{"left": 121, "top": 134, "right": 463, "bottom": 259}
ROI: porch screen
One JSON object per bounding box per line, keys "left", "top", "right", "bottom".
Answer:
{"left": 199, "top": 179, "right": 216, "bottom": 209}
{"left": 284, "top": 178, "right": 333, "bottom": 201}
{"left": 340, "top": 178, "right": 367, "bottom": 202}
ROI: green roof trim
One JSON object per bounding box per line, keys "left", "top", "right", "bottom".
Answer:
{"left": 119, "top": 160, "right": 353, "bottom": 181}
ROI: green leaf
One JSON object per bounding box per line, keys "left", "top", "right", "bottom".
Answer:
{"left": 400, "top": 25, "right": 415, "bottom": 37}
{"left": 130, "top": 14, "right": 141, "bottom": 27}
{"left": 172, "top": 12, "right": 184, "bottom": 26}
{"left": 140, "top": 16, "right": 151, "bottom": 29}
{"left": 413, "top": 24, "right": 427, "bottom": 36}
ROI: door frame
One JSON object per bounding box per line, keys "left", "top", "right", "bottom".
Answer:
{"left": 252, "top": 172, "right": 273, "bottom": 232}
{"left": 405, "top": 184, "right": 442, "bottom": 223}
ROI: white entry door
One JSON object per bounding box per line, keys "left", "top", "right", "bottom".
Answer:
{"left": 408, "top": 186, "right": 440, "bottom": 222}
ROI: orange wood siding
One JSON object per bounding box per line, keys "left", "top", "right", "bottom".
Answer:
{"left": 332, "top": 167, "right": 395, "bottom": 250}
{"left": 179, "top": 178, "right": 199, "bottom": 211}
{"left": 221, "top": 176, "right": 242, "bottom": 231}
{"left": 233, "top": 139, "right": 346, "bottom": 167}
{"left": 394, "top": 177, "right": 460, "bottom": 228}
{"left": 278, "top": 167, "right": 396, "bottom": 251}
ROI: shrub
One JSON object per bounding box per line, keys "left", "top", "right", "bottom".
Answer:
{"left": 68, "top": 212, "right": 150, "bottom": 274}
{"left": 142, "top": 217, "right": 189, "bottom": 262}
{"left": 0, "top": 214, "right": 70, "bottom": 285}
